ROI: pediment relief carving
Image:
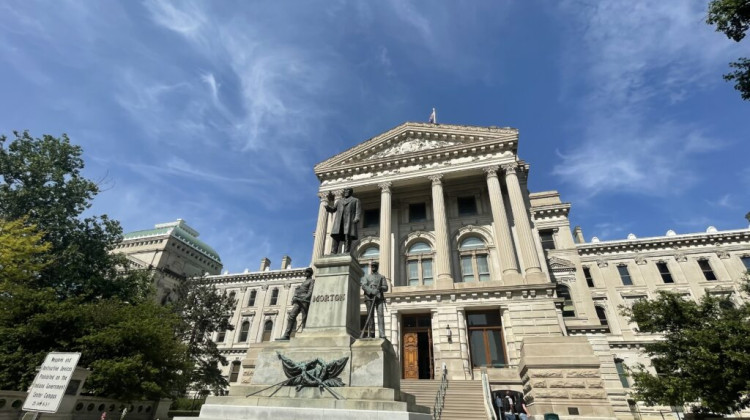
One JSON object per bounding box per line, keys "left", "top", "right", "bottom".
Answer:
{"left": 365, "top": 138, "right": 459, "bottom": 160}
{"left": 547, "top": 256, "right": 577, "bottom": 272}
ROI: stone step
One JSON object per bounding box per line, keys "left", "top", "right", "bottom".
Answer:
{"left": 400, "top": 380, "right": 489, "bottom": 420}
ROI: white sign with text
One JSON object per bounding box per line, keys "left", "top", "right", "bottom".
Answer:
{"left": 23, "top": 352, "right": 81, "bottom": 413}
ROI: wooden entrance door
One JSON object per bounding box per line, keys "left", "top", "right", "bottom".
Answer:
{"left": 403, "top": 332, "right": 419, "bottom": 379}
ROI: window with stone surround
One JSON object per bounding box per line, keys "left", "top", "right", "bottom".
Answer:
{"left": 595, "top": 305, "right": 608, "bottom": 325}
{"left": 406, "top": 241, "right": 433, "bottom": 286}
{"left": 248, "top": 290, "right": 257, "bottom": 306}
{"left": 458, "top": 236, "right": 490, "bottom": 282}
{"left": 556, "top": 284, "right": 575, "bottom": 317}
{"left": 457, "top": 196, "right": 477, "bottom": 216}
{"left": 656, "top": 261, "right": 674, "bottom": 283}
{"left": 261, "top": 320, "right": 273, "bottom": 342}
{"left": 228, "top": 291, "right": 236, "bottom": 308}
{"left": 409, "top": 202, "right": 427, "bottom": 222}
{"left": 270, "top": 288, "right": 279, "bottom": 305}
{"left": 238, "top": 320, "right": 250, "bottom": 342}
{"left": 363, "top": 208, "right": 380, "bottom": 228}
{"left": 539, "top": 229, "right": 555, "bottom": 251}
{"left": 216, "top": 317, "right": 229, "bottom": 342}
{"left": 358, "top": 246, "right": 379, "bottom": 275}
{"left": 617, "top": 264, "right": 633, "bottom": 286}
{"left": 229, "top": 361, "right": 241, "bottom": 382}
{"left": 614, "top": 359, "right": 630, "bottom": 388}
{"left": 466, "top": 310, "right": 507, "bottom": 368}
{"left": 583, "top": 266, "right": 595, "bottom": 288}
{"left": 698, "top": 258, "right": 717, "bottom": 281}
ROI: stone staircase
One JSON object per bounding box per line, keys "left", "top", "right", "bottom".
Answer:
{"left": 401, "top": 379, "right": 489, "bottom": 420}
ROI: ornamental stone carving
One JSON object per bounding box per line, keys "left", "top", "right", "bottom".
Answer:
{"left": 427, "top": 173, "right": 444, "bottom": 185}
{"left": 675, "top": 252, "right": 687, "bottom": 262}
{"left": 501, "top": 162, "right": 518, "bottom": 174}
{"left": 366, "top": 138, "right": 459, "bottom": 160}
{"left": 596, "top": 259, "right": 608, "bottom": 268}
{"left": 377, "top": 181, "right": 392, "bottom": 192}
{"left": 482, "top": 165, "right": 500, "bottom": 178}
{"left": 634, "top": 254, "right": 647, "bottom": 265}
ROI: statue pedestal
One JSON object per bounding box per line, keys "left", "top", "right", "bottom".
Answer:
{"left": 179, "top": 255, "right": 429, "bottom": 420}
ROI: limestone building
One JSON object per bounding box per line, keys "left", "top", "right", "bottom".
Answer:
{"left": 125, "top": 123, "right": 750, "bottom": 419}
{"left": 115, "top": 219, "right": 223, "bottom": 303}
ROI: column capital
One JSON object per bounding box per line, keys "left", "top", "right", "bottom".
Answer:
{"left": 428, "top": 173, "right": 444, "bottom": 185}
{"left": 378, "top": 182, "right": 392, "bottom": 193}
{"left": 501, "top": 162, "right": 518, "bottom": 174}
{"left": 318, "top": 192, "right": 332, "bottom": 202}
{"left": 482, "top": 165, "right": 500, "bottom": 178}
{"left": 332, "top": 189, "right": 344, "bottom": 199}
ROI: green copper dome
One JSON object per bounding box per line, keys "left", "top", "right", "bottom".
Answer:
{"left": 123, "top": 219, "right": 221, "bottom": 263}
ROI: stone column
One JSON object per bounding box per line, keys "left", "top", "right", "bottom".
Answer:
{"left": 483, "top": 166, "right": 522, "bottom": 285}
{"left": 378, "top": 182, "right": 393, "bottom": 280}
{"left": 311, "top": 192, "right": 330, "bottom": 264}
{"left": 503, "top": 163, "right": 546, "bottom": 284}
{"left": 456, "top": 308, "right": 472, "bottom": 380}
{"left": 429, "top": 174, "right": 454, "bottom": 288}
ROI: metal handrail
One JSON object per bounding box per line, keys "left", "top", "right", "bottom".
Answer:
{"left": 481, "top": 369, "right": 498, "bottom": 420}
{"left": 433, "top": 363, "right": 448, "bottom": 420}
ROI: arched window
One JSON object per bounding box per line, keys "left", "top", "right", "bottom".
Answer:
{"left": 556, "top": 284, "right": 575, "bottom": 317}
{"left": 406, "top": 241, "right": 433, "bottom": 286}
{"left": 359, "top": 246, "right": 380, "bottom": 274}
{"left": 458, "top": 237, "right": 490, "bottom": 282}
{"left": 229, "top": 361, "right": 241, "bottom": 383}
{"left": 248, "top": 290, "right": 257, "bottom": 306}
{"left": 261, "top": 320, "right": 273, "bottom": 342}
{"left": 270, "top": 288, "right": 279, "bottom": 305}
{"left": 238, "top": 320, "right": 250, "bottom": 342}
{"left": 595, "top": 305, "right": 608, "bottom": 326}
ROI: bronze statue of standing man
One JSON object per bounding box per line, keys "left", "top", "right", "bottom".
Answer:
{"left": 325, "top": 187, "right": 361, "bottom": 254}
{"left": 281, "top": 267, "right": 315, "bottom": 340}
{"left": 361, "top": 261, "right": 388, "bottom": 339}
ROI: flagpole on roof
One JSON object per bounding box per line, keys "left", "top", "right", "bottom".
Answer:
{"left": 429, "top": 107, "right": 437, "bottom": 124}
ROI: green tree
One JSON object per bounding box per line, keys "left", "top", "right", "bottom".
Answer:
{"left": 172, "top": 280, "right": 237, "bottom": 396}
{"left": 623, "top": 287, "right": 750, "bottom": 414}
{"left": 707, "top": 0, "right": 750, "bottom": 99}
{"left": 0, "top": 131, "right": 185, "bottom": 400}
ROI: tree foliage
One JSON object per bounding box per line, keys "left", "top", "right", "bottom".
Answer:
{"left": 172, "top": 280, "right": 237, "bottom": 396}
{"left": 0, "top": 131, "right": 184, "bottom": 400}
{"left": 707, "top": 0, "right": 750, "bottom": 99}
{"left": 623, "top": 286, "right": 750, "bottom": 414}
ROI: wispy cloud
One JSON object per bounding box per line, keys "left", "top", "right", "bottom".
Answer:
{"left": 554, "top": 1, "right": 739, "bottom": 199}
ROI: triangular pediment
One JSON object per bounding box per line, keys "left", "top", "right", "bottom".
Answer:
{"left": 315, "top": 122, "right": 518, "bottom": 173}
{"left": 547, "top": 256, "right": 577, "bottom": 271}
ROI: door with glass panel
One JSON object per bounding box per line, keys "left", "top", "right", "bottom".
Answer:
{"left": 466, "top": 310, "right": 507, "bottom": 368}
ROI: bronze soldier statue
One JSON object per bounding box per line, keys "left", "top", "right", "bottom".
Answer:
{"left": 325, "top": 188, "right": 361, "bottom": 254}
{"left": 361, "top": 261, "right": 388, "bottom": 339}
{"left": 280, "top": 267, "right": 315, "bottom": 340}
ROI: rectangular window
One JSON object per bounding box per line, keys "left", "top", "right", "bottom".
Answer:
{"left": 409, "top": 202, "right": 427, "bottom": 222}
{"left": 407, "top": 260, "right": 419, "bottom": 286}
{"left": 422, "top": 259, "right": 433, "bottom": 285}
{"left": 741, "top": 256, "right": 750, "bottom": 271}
{"left": 363, "top": 208, "right": 380, "bottom": 228}
{"left": 614, "top": 359, "right": 629, "bottom": 388}
{"left": 467, "top": 310, "right": 506, "bottom": 368}
{"left": 477, "top": 255, "right": 490, "bottom": 282}
{"left": 698, "top": 259, "right": 717, "bottom": 281}
{"left": 617, "top": 265, "right": 633, "bottom": 286}
{"left": 460, "top": 255, "right": 474, "bottom": 282}
{"left": 656, "top": 262, "right": 674, "bottom": 283}
{"left": 229, "top": 363, "right": 240, "bottom": 383}
{"left": 248, "top": 290, "right": 257, "bottom": 306}
{"left": 457, "top": 196, "right": 477, "bottom": 216}
{"left": 583, "top": 267, "right": 595, "bottom": 288}
{"left": 539, "top": 230, "right": 555, "bottom": 251}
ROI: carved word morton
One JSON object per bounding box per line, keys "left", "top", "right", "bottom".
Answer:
{"left": 313, "top": 294, "right": 346, "bottom": 303}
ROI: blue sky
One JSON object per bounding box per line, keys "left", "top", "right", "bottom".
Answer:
{"left": 1, "top": 1, "right": 748, "bottom": 273}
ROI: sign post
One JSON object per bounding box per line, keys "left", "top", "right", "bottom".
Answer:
{"left": 23, "top": 352, "right": 81, "bottom": 414}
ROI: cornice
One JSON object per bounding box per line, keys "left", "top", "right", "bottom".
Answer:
{"left": 386, "top": 283, "right": 555, "bottom": 302}
{"left": 576, "top": 228, "right": 750, "bottom": 256}
{"left": 531, "top": 203, "right": 571, "bottom": 218}
{"left": 195, "top": 268, "right": 308, "bottom": 285}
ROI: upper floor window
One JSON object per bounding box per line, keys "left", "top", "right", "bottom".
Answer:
{"left": 270, "top": 288, "right": 279, "bottom": 305}
{"left": 406, "top": 241, "right": 433, "bottom": 286}
{"left": 261, "top": 320, "right": 273, "bottom": 342}
{"left": 216, "top": 317, "right": 229, "bottom": 342}
{"left": 539, "top": 230, "right": 555, "bottom": 251}
{"left": 238, "top": 320, "right": 250, "bottom": 342}
{"left": 697, "top": 258, "right": 717, "bottom": 281}
{"left": 359, "top": 246, "right": 379, "bottom": 274}
{"left": 363, "top": 208, "right": 380, "bottom": 228}
{"left": 556, "top": 284, "right": 575, "bottom": 317}
{"left": 741, "top": 256, "right": 750, "bottom": 271}
{"left": 582, "top": 266, "right": 595, "bottom": 288}
{"left": 656, "top": 262, "right": 674, "bottom": 283}
{"left": 458, "top": 237, "right": 490, "bottom": 282}
{"left": 457, "top": 196, "right": 477, "bottom": 216}
{"left": 614, "top": 359, "right": 630, "bottom": 388}
{"left": 409, "top": 203, "right": 427, "bottom": 223}
{"left": 617, "top": 264, "right": 633, "bottom": 286}
{"left": 229, "top": 361, "right": 241, "bottom": 383}
{"left": 595, "top": 305, "right": 608, "bottom": 326}
{"left": 248, "top": 290, "right": 257, "bottom": 306}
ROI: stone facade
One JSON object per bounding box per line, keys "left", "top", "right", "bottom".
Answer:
{"left": 120, "top": 123, "right": 750, "bottom": 419}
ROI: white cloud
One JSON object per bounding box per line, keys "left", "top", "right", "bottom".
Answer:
{"left": 554, "top": 1, "right": 739, "bottom": 198}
